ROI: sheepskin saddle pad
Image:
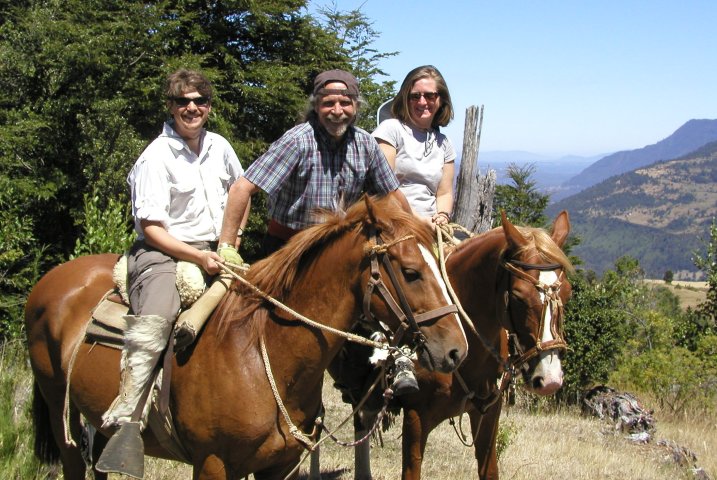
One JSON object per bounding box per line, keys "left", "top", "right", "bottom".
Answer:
{"left": 85, "top": 254, "right": 207, "bottom": 349}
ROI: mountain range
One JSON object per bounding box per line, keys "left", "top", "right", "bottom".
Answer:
{"left": 552, "top": 119, "right": 717, "bottom": 201}
{"left": 544, "top": 121, "right": 717, "bottom": 279}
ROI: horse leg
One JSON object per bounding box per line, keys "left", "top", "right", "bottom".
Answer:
{"left": 50, "top": 399, "right": 89, "bottom": 480}
{"left": 471, "top": 402, "right": 502, "bottom": 480}
{"left": 308, "top": 445, "right": 322, "bottom": 480}
{"left": 401, "top": 408, "right": 430, "bottom": 480}
{"left": 193, "top": 454, "right": 228, "bottom": 480}
{"left": 91, "top": 429, "right": 110, "bottom": 480}
{"left": 353, "top": 412, "right": 372, "bottom": 480}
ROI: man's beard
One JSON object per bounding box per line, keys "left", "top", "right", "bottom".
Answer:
{"left": 323, "top": 114, "right": 353, "bottom": 138}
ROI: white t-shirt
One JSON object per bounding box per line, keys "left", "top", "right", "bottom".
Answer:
{"left": 373, "top": 119, "right": 456, "bottom": 217}
{"left": 127, "top": 122, "right": 244, "bottom": 242}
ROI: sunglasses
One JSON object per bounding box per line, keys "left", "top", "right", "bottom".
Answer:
{"left": 171, "top": 96, "right": 211, "bottom": 107}
{"left": 408, "top": 91, "right": 439, "bottom": 101}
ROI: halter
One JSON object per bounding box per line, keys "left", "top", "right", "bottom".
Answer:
{"left": 501, "top": 259, "right": 568, "bottom": 369}
{"left": 361, "top": 225, "right": 458, "bottom": 353}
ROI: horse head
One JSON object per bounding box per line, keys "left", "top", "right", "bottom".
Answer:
{"left": 499, "top": 210, "right": 573, "bottom": 395}
{"left": 359, "top": 194, "right": 467, "bottom": 374}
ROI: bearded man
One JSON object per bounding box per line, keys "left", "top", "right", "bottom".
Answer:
{"left": 219, "top": 69, "right": 408, "bottom": 256}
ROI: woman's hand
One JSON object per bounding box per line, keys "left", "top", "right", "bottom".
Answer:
{"left": 432, "top": 211, "right": 451, "bottom": 225}
{"left": 200, "top": 250, "right": 224, "bottom": 276}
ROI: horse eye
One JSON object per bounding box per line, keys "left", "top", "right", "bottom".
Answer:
{"left": 402, "top": 268, "right": 421, "bottom": 282}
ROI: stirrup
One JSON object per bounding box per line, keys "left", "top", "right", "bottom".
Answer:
{"left": 96, "top": 422, "right": 145, "bottom": 479}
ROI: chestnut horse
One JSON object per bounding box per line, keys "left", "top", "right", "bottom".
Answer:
{"left": 25, "top": 195, "right": 468, "bottom": 480}
{"left": 311, "top": 210, "right": 572, "bottom": 480}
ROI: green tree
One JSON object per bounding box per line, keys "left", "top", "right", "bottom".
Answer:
{"left": 0, "top": 0, "right": 395, "bottom": 335}
{"left": 663, "top": 269, "right": 674, "bottom": 283}
{"left": 493, "top": 163, "right": 549, "bottom": 228}
{"left": 692, "top": 218, "right": 717, "bottom": 329}
{"left": 314, "top": 4, "right": 398, "bottom": 130}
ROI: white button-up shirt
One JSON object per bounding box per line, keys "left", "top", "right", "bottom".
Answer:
{"left": 127, "top": 122, "right": 244, "bottom": 242}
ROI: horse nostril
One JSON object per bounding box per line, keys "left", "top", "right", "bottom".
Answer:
{"left": 448, "top": 348, "right": 463, "bottom": 368}
{"left": 532, "top": 376, "right": 544, "bottom": 390}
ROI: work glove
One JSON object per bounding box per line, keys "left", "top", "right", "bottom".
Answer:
{"left": 217, "top": 243, "right": 244, "bottom": 266}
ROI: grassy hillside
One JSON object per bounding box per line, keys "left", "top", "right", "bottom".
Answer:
{"left": 549, "top": 141, "right": 717, "bottom": 278}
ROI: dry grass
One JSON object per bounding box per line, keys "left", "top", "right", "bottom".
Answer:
{"left": 126, "top": 379, "right": 715, "bottom": 480}
{"left": 643, "top": 279, "right": 708, "bottom": 310}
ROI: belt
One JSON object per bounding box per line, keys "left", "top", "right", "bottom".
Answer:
{"left": 267, "top": 219, "right": 300, "bottom": 241}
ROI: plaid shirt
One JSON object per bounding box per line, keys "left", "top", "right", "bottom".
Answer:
{"left": 246, "top": 119, "right": 400, "bottom": 230}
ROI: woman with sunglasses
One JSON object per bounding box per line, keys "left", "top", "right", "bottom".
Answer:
{"left": 373, "top": 65, "right": 456, "bottom": 227}
{"left": 101, "top": 69, "right": 245, "bottom": 432}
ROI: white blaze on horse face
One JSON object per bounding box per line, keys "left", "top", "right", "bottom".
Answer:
{"left": 418, "top": 245, "right": 467, "bottom": 343}
{"left": 533, "top": 270, "right": 563, "bottom": 394}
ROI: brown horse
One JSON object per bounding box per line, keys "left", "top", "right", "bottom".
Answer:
{"left": 25, "top": 195, "right": 468, "bottom": 480}
{"left": 311, "top": 211, "right": 572, "bottom": 480}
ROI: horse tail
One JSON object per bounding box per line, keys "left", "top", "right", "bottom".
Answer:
{"left": 31, "top": 382, "right": 61, "bottom": 464}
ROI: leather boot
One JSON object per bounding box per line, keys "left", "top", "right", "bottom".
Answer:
{"left": 101, "top": 315, "right": 172, "bottom": 429}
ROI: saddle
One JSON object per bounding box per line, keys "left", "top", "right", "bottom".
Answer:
{"left": 87, "top": 256, "right": 232, "bottom": 350}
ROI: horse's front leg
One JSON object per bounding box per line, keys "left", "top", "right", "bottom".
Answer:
{"left": 91, "top": 430, "right": 110, "bottom": 480}
{"left": 308, "top": 445, "right": 322, "bottom": 480}
{"left": 193, "top": 454, "right": 228, "bottom": 480}
{"left": 471, "top": 401, "right": 502, "bottom": 480}
{"left": 401, "top": 408, "right": 431, "bottom": 480}
{"left": 353, "top": 411, "right": 372, "bottom": 480}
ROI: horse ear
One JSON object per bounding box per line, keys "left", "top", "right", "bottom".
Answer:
{"left": 550, "top": 210, "right": 571, "bottom": 247}
{"left": 363, "top": 194, "right": 379, "bottom": 226}
{"left": 501, "top": 210, "right": 528, "bottom": 250}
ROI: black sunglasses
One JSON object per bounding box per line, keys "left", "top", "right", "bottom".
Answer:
{"left": 171, "top": 96, "right": 211, "bottom": 107}
{"left": 408, "top": 91, "right": 439, "bottom": 101}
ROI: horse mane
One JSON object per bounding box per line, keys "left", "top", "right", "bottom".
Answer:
{"left": 453, "top": 224, "right": 574, "bottom": 273}
{"left": 213, "top": 194, "right": 434, "bottom": 345}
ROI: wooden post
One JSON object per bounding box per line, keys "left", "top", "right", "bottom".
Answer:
{"left": 453, "top": 105, "right": 495, "bottom": 233}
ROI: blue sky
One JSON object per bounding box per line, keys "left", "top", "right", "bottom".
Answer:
{"left": 308, "top": 1, "right": 717, "bottom": 157}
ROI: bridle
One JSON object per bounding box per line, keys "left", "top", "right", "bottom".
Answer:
{"left": 451, "top": 256, "right": 569, "bottom": 428}
{"left": 362, "top": 225, "right": 458, "bottom": 353}
{"left": 501, "top": 258, "right": 568, "bottom": 370}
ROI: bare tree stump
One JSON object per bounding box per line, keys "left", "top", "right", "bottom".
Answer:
{"left": 453, "top": 105, "right": 495, "bottom": 233}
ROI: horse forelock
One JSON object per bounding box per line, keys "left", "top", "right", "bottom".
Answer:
{"left": 510, "top": 225, "right": 574, "bottom": 273}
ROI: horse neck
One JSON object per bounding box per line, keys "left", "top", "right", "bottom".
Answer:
{"left": 448, "top": 232, "right": 506, "bottom": 353}
{"left": 260, "top": 234, "right": 366, "bottom": 383}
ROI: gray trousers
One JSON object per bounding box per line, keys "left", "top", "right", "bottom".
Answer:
{"left": 126, "top": 240, "right": 181, "bottom": 321}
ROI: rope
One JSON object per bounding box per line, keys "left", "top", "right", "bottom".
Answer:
{"left": 260, "top": 336, "right": 317, "bottom": 449}
{"left": 219, "top": 263, "right": 388, "bottom": 351}
{"left": 63, "top": 289, "right": 111, "bottom": 447}
{"left": 434, "top": 225, "right": 509, "bottom": 372}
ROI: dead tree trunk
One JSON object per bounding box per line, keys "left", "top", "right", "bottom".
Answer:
{"left": 453, "top": 105, "right": 495, "bottom": 233}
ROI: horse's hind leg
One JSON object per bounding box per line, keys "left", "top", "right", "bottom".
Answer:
{"left": 46, "top": 400, "right": 89, "bottom": 480}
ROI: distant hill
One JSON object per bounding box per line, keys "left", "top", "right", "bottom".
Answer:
{"left": 478, "top": 151, "right": 603, "bottom": 195}
{"left": 547, "top": 141, "right": 717, "bottom": 279}
{"left": 553, "top": 119, "right": 717, "bottom": 201}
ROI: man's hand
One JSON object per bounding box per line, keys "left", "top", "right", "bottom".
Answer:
{"left": 217, "top": 243, "right": 243, "bottom": 266}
